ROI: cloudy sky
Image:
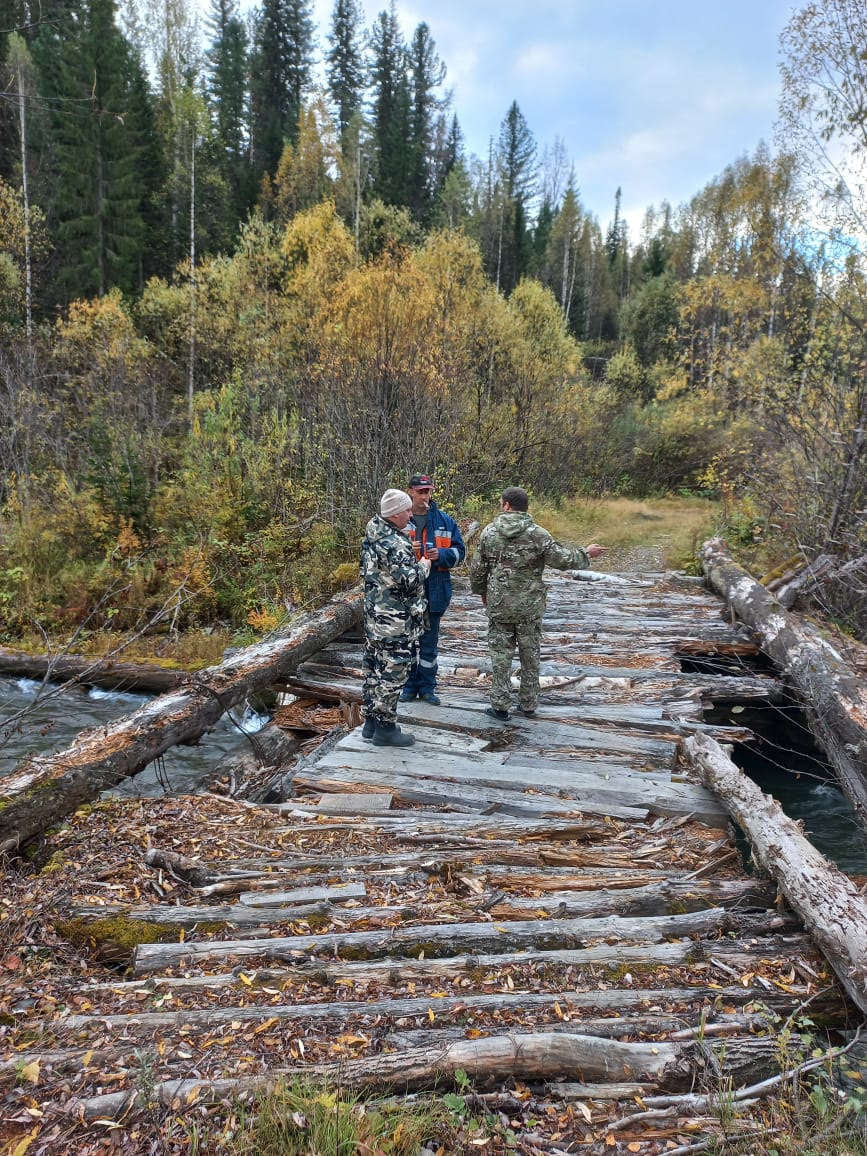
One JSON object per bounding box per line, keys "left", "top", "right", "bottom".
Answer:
{"left": 247, "top": 0, "right": 800, "bottom": 234}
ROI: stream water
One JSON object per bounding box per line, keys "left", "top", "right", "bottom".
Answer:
{"left": 706, "top": 700, "right": 867, "bottom": 875}
{"left": 0, "top": 676, "right": 269, "bottom": 798}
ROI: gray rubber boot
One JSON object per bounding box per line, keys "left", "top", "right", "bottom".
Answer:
{"left": 372, "top": 720, "right": 415, "bottom": 747}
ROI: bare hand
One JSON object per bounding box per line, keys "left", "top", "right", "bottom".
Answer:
{"left": 424, "top": 547, "right": 440, "bottom": 562}
{"left": 586, "top": 543, "right": 606, "bottom": 559}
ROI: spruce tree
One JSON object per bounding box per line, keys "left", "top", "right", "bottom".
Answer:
{"left": 405, "top": 21, "right": 445, "bottom": 225}
{"left": 249, "top": 0, "right": 314, "bottom": 180}
{"left": 0, "top": 1, "right": 33, "bottom": 183}
{"left": 326, "top": 0, "right": 365, "bottom": 148}
{"left": 496, "top": 100, "right": 537, "bottom": 293}
{"left": 205, "top": 0, "right": 253, "bottom": 228}
{"left": 368, "top": 4, "right": 410, "bottom": 208}
{"left": 32, "top": 0, "right": 150, "bottom": 301}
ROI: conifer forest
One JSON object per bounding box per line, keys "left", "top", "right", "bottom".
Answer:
{"left": 1, "top": 0, "right": 866, "bottom": 641}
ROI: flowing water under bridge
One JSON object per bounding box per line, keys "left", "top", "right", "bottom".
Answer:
{"left": 2, "top": 556, "right": 866, "bottom": 1151}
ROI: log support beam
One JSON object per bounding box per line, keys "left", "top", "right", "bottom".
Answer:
{"left": 700, "top": 537, "right": 867, "bottom": 818}
{"left": 685, "top": 731, "right": 867, "bottom": 1014}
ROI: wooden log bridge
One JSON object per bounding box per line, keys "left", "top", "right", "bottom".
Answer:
{"left": 2, "top": 552, "right": 866, "bottom": 1151}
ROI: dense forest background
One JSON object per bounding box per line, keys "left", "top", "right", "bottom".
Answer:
{"left": 1, "top": 0, "right": 866, "bottom": 641}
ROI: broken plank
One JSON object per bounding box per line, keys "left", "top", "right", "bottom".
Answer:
{"left": 238, "top": 882, "right": 367, "bottom": 907}
{"left": 312, "top": 792, "right": 394, "bottom": 814}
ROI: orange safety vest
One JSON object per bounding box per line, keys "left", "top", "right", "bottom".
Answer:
{"left": 406, "top": 523, "right": 453, "bottom": 570}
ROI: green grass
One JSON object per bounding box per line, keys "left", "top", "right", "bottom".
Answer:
{"left": 215, "top": 1078, "right": 456, "bottom": 1155}
{"left": 511, "top": 494, "right": 721, "bottom": 572}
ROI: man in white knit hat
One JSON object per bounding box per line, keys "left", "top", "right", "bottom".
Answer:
{"left": 359, "top": 489, "right": 431, "bottom": 747}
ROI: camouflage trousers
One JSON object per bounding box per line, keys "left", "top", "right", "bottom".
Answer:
{"left": 362, "top": 638, "right": 415, "bottom": 724}
{"left": 488, "top": 617, "right": 543, "bottom": 712}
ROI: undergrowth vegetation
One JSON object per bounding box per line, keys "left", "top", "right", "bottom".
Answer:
{"left": 174, "top": 1043, "right": 867, "bottom": 1155}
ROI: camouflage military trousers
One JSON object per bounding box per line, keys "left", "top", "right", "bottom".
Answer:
{"left": 362, "top": 638, "right": 415, "bottom": 724}
{"left": 488, "top": 617, "right": 542, "bottom": 712}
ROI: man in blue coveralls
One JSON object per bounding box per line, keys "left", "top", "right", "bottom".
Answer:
{"left": 400, "top": 473, "right": 466, "bottom": 705}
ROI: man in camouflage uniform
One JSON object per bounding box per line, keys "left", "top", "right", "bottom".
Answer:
{"left": 360, "top": 489, "right": 431, "bottom": 747}
{"left": 470, "top": 487, "right": 605, "bottom": 721}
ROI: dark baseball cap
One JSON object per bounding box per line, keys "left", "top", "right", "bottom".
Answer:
{"left": 408, "top": 474, "right": 434, "bottom": 488}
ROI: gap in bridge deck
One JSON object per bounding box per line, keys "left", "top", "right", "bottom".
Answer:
{"left": 681, "top": 652, "right": 867, "bottom": 876}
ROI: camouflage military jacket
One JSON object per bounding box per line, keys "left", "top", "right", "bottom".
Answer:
{"left": 469, "top": 511, "right": 590, "bottom": 622}
{"left": 361, "top": 514, "right": 428, "bottom": 643}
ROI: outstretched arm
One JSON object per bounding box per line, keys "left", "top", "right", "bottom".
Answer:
{"left": 544, "top": 538, "right": 606, "bottom": 572}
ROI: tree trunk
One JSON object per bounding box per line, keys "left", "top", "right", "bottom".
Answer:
{"left": 0, "top": 592, "right": 362, "bottom": 853}
{"left": 685, "top": 730, "right": 867, "bottom": 1014}
{"left": 133, "top": 908, "right": 793, "bottom": 974}
{"left": 69, "top": 1030, "right": 813, "bottom": 1121}
{"left": 0, "top": 647, "right": 186, "bottom": 693}
{"left": 700, "top": 537, "right": 867, "bottom": 818}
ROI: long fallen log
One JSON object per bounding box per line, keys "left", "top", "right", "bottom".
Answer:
{"left": 63, "top": 982, "right": 817, "bottom": 1034}
{"left": 0, "top": 646, "right": 186, "bottom": 693}
{"left": 67, "top": 1030, "right": 807, "bottom": 1121}
{"left": 78, "top": 933, "right": 819, "bottom": 995}
{"left": 0, "top": 591, "right": 362, "bottom": 853}
{"left": 685, "top": 731, "right": 867, "bottom": 1014}
{"left": 133, "top": 908, "right": 794, "bottom": 973}
{"left": 700, "top": 537, "right": 867, "bottom": 818}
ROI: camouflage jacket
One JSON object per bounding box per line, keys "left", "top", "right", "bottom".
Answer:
{"left": 360, "top": 514, "right": 428, "bottom": 643}
{"left": 469, "top": 511, "right": 590, "bottom": 622}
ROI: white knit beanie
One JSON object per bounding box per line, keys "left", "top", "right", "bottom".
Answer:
{"left": 380, "top": 488, "right": 412, "bottom": 518}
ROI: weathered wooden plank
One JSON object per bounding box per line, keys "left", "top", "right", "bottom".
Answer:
{"left": 321, "top": 745, "right": 663, "bottom": 788}
{"left": 395, "top": 702, "right": 680, "bottom": 764}
{"left": 53, "top": 1032, "right": 697, "bottom": 1119}
{"left": 292, "top": 765, "right": 649, "bottom": 821}
{"left": 69, "top": 898, "right": 404, "bottom": 928}
{"left": 63, "top": 980, "right": 812, "bottom": 1033}
{"left": 335, "top": 731, "right": 510, "bottom": 764}
{"left": 188, "top": 853, "right": 680, "bottom": 899}
{"left": 313, "top": 792, "right": 394, "bottom": 814}
{"left": 267, "top": 813, "right": 610, "bottom": 841}
{"left": 486, "top": 877, "right": 775, "bottom": 918}
{"left": 78, "top": 932, "right": 818, "bottom": 996}
{"left": 238, "top": 882, "right": 367, "bottom": 907}
{"left": 311, "top": 748, "right": 727, "bottom": 826}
